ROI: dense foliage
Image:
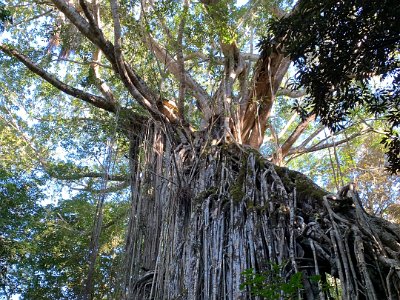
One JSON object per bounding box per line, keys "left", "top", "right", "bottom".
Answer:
{"left": 0, "top": 1, "right": 12, "bottom": 33}
{"left": 0, "top": 169, "right": 128, "bottom": 299}
{"left": 268, "top": 0, "right": 400, "bottom": 172}
{"left": 0, "top": 169, "right": 44, "bottom": 298}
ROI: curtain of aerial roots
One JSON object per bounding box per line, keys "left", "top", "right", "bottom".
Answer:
{"left": 121, "top": 123, "right": 400, "bottom": 300}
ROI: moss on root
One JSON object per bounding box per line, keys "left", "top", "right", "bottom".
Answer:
{"left": 274, "top": 165, "right": 328, "bottom": 204}
{"left": 194, "top": 187, "right": 218, "bottom": 203}
{"left": 229, "top": 160, "right": 246, "bottom": 203}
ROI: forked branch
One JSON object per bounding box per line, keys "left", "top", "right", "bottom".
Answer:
{"left": 143, "top": 34, "right": 212, "bottom": 121}
{"left": 0, "top": 45, "right": 117, "bottom": 113}
{"left": 50, "top": 0, "right": 161, "bottom": 117}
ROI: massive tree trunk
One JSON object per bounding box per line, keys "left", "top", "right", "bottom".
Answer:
{"left": 121, "top": 123, "right": 400, "bottom": 300}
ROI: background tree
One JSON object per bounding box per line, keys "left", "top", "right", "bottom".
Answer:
{"left": 268, "top": 0, "right": 400, "bottom": 172}
{"left": 0, "top": 0, "right": 399, "bottom": 299}
{"left": 0, "top": 160, "right": 128, "bottom": 299}
{"left": 0, "top": 168, "right": 44, "bottom": 298}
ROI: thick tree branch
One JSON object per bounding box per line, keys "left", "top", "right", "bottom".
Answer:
{"left": 278, "top": 111, "right": 299, "bottom": 139}
{"left": 0, "top": 45, "right": 117, "bottom": 113}
{"left": 280, "top": 113, "right": 316, "bottom": 157}
{"left": 109, "top": 0, "right": 161, "bottom": 113}
{"left": 145, "top": 34, "right": 212, "bottom": 120}
{"left": 241, "top": 50, "right": 291, "bottom": 148}
{"left": 79, "top": 0, "right": 98, "bottom": 30}
{"left": 242, "top": 52, "right": 260, "bottom": 62}
{"left": 296, "top": 125, "right": 325, "bottom": 150}
{"left": 277, "top": 88, "right": 307, "bottom": 98}
{"left": 50, "top": 0, "right": 159, "bottom": 115}
{"left": 50, "top": 0, "right": 113, "bottom": 62}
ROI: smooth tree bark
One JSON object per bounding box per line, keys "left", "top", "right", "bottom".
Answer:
{"left": 1, "top": 0, "right": 399, "bottom": 299}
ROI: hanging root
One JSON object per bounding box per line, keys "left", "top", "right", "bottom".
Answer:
{"left": 121, "top": 136, "right": 400, "bottom": 299}
{"left": 319, "top": 190, "right": 400, "bottom": 300}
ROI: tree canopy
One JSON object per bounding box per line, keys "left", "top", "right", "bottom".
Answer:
{"left": 267, "top": 0, "right": 400, "bottom": 172}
